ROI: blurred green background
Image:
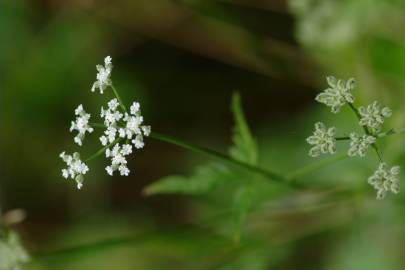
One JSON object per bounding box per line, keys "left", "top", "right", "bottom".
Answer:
{"left": 2, "top": 0, "right": 405, "bottom": 269}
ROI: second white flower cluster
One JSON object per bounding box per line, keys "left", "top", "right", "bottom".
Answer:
{"left": 307, "top": 76, "right": 400, "bottom": 199}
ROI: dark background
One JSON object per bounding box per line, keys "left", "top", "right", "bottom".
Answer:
{"left": 2, "top": 0, "right": 405, "bottom": 269}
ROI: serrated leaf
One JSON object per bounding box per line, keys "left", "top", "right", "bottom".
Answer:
{"left": 144, "top": 164, "right": 232, "bottom": 196}
{"left": 230, "top": 92, "right": 258, "bottom": 165}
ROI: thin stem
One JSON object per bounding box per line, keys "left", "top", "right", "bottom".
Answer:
{"left": 336, "top": 128, "right": 405, "bottom": 142}
{"left": 348, "top": 103, "right": 370, "bottom": 135}
{"left": 85, "top": 138, "right": 121, "bottom": 162}
{"left": 149, "top": 131, "right": 289, "bottom": 184}
{"left": 111, "top": 84, "right": 127, "bottom": 112}
{"left": 89, "top": 123, "right": 291, "bottom": 185}
{"left": 104, "top": 86, "right": 295, "bottom": 186}
{"left": 90, "top": 122, "right": 106, "bottom": 129}
{"left": 335, "top": 136, "right": 350, "bottom": 141}
{"left": 371, "top": 144, "right": 383, "bottom": 162}
{"left": 377, "top": 128, "right": 405, "bottom": 138}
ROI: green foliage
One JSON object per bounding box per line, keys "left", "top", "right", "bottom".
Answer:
{"left": 145, "top": 92, "right": 258, "bottom": 196}
{"left": 232, "top": 185, "right": 253, "bottom": 242}
{"left": 230, "top": 92, "right": 258, "bottom": 165}
{"left": 229, "top": 92, "right": 258, "bottom": 241}
{"left": 143, "top": 164, "right": 231, "bottom": 195}
{"left": 144, "top": 92, "right": 259, "bottom": 240}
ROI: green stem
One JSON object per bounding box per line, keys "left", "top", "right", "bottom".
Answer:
{"left": 348, "top": 103, "right": 370, "bottom": 135}
{"left": 85, "top": 138, "right": 121, "bottom": 162}
{"left": 90, "top": 122, "right": 106, "bottom": 129}
{"left": 111, "top": 84, "right": 127, "bottom": 112}
{"left": 149, "top": 131, "right": 288, "bottom": 184}
{"left": 335, "top": 127, "right": 405, "bottom": 142}
{"left": 89, "top": 123, "right": 290, "bottom": 185}
{"left": 335, "top": 136, "right": 350, "bottom": 141}
{"left": 377, "top": 128, "right": 405, "bottom": 138}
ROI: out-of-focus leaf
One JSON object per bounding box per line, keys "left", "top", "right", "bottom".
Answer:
{"left": 145, "top": 93, "right": 259, "bottom": 198}
{"left": 230, "top": 92, "right": 258, "bottom": 165}
{"left": 232, "top": 185, "right": 252, "bottom": 242}
{"left": 229, "top": 92, "right": 258, "bottom": 241}
{"left": 144, "top": 164, "right": 232, "bottom": 195}
{"left": 145, "top": 93, "right": 259, "bottom": 241}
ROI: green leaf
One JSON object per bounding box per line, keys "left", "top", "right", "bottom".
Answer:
{"left": 229, "top": 92, "right": 259, "bottom": 242}
{"left": 232, "top": 185, "right": 252, "bottom": 243}
{"left": 230, "top": 92, "right": 258, "bottom": 165}
{"left": 144, "top": 164, "right": 232, "bottom": 196}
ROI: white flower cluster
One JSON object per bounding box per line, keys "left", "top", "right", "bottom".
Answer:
{"left": 60, "top": 152, "right": 89, "bottom": 189}
{"left": 308, "top": 76, "right": 401, "bottom": 200}
{"left": 359, "top": 101, "right": 392, "bottom": 133}
{"left": 315, "top": 76, "right": 355, "bottom": 113}
{"left": 100, "top": 99, "right": 151, "bottom": 176}
{"left": 91, "top": 56, "right": 113, "bottom": 94}
{"left": 348, "top": 133, "right": 376, "bottom": 157}
{"left": 70, "top": 105, "right": 94, "bottom": 146}
{"left": 60, "top": 56, "right": 151, "bottom": 189}
{"left": 0, "top": 231, "right": 30, "bottom": 270}
{"left": 306, "top": 122, "right": 336, "bottom": 157}
{"left": 368, "top": 163, "right": 400, "bottom": 200}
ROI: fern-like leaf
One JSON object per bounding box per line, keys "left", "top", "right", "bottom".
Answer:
{"left": 230, "top": 92, "right": 258, "bottom": 165}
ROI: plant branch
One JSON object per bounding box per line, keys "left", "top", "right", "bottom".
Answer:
{"left": 89, "top": 123, "right": 292, "bottom": 186}
{"left": 149, "top": 131, "right": 289, "bottom": 185}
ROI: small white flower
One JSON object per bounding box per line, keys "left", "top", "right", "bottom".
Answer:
{"left": 307, "top": 122, "right": 336, "bottom": 157}
{"left": 368, "top": 162, "right": 401, "bottom": 200}
{"left": 130, "top": 102, "right": 140, "bottom": 115}
{"left": 359, "top": 101, "right": 392, "bottom": 133}
{"left": 0, "top": 231, "right": 30, "bottom": 270}
{"left": 315, "top": 76, "right": 355, "bottom": 113}
{"left": 132, "top": 135, "right": 145, "bottom": 149}
{"left": 106, "top": 166, "right": 113, "bottom": 176}
{"left": 91, "top": 56, "right": 113, "bottom": 94}
{"left": 70, "top": 104, "right": 94, "bottom": 146}
{"left": 105, "top": 126, "right": 118, "bottom": 143}
{"left": 121, "top": 144, "right": 133, "bottom": 155}
{"left": 108, "top": 98, "right": 120, "bottom": 110}
{"left": 100, "top": 135, "right": 108, "bottom": 146}
{"left": 60, "top": 152, "right": 89, "bottom": 189}
{"left": 119, "top": 165, "right": 130, "bottom": 176}
{"left": 142, "top": 126, "right": 151, "bottom": 137}
{"left": 119, "top": 128, "right": 126, "bottom": 138}
{"left": 117, "top": 101, "right": 150, "bottom": 151}
{"left": 105, "top": 143, "right": 132, "bottom": 176}
{"left": 348, "top": 133, "right": 376, "bottom": 157}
